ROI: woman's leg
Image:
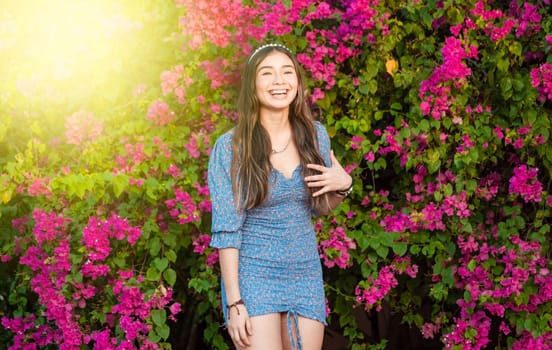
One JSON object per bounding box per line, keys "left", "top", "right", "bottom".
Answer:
{"left": 234, "top": 313, "right": 283, "bottom": 350}
{"left": 281, "top": 313, "right": 324, "bottom": 350}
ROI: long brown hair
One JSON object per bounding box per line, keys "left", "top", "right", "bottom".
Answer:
{"left": 231, "top": 45, "right": 329, "bottom": 211}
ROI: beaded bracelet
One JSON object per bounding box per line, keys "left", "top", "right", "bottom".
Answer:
{"left": 226, "top": 299, "right": 245, "bottom": 317}
{"left": 336, "top": 181, "right": 353, "bottom": 197}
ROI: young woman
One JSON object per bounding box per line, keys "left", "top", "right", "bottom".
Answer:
{"left": 208, "top": 44, "right": 353, "bottom": 350}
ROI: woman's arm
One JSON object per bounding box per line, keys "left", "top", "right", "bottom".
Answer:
{"left": 219, "top": 248, "right": 253, "bottom": 348}
{"left": 315, "top": 186, "right": 352, "bottom": 216}
{"left": 207, "top": 134, "right": 252, "bottom": 347}
{"left": 219, "top": 248, "right": 241, "bottom": 306}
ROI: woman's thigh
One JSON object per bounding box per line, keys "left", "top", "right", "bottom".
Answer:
{"left": 281, "top": 313, "right": 324, "bottom": 350}
{"left": 234, "top": 313, "right": 283, "bottom": 350}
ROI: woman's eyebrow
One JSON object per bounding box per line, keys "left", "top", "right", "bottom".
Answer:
{"left": 257, "top": 64, "right": 295, "bottom": 71}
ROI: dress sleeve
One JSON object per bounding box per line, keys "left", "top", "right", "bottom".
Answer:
{"left": 315, "top": 121, "right": 331, "bottom": 167}
{"left": 207, "top": 133, "right": 245, "bottom": 249}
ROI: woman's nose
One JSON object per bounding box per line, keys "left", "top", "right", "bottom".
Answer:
{"left": 272, "top": 72, "right": 284, "bottom": 84}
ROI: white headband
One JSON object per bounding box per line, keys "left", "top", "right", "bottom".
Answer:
{"left": 248, "top": 43, "right": 292, "bottom": 63}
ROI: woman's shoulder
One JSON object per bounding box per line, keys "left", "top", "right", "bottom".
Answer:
{"left": 213, "top": 128, "right": 235, "bottom": 147}
{"left": 313, "top": 119, "right": 324, "bottom": 128}
{"left": 313, "top": 120, "right": 329, "bottom": 139}
{"left": 209, "top": 130, "right": 232, "bottom": 168}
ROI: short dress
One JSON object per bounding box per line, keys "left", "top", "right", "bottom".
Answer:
{"left": 208, "top": 121, "right": 331, "bottom": 348}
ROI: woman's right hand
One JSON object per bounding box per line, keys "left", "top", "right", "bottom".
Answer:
{"left": 227, "top": 304, "right": 253, "bottom": 348}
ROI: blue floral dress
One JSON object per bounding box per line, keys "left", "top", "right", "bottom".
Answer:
{"left": 208, "top": 121, "right": 330, "bottom": 348}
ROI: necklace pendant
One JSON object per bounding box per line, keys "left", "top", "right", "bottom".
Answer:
{"left": 271, "top": 137, "right": 291, "bottom": 155}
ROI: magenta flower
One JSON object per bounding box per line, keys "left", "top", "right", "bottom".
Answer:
{"left": 509, "top": 165, "right": 543, "bottom": 202}
{"left": 184, "top": 135, "right": 201, "bottom": 158}
{"left": 319, "top": 226, "right": 356, "bottom": 269}
{"left": 165, "top": 187, "right": 200, "bottom": 224}
{"left": 193, "top": 234, "right": 211, "bottom": 254}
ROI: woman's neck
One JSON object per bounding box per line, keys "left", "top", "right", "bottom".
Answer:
{"left": 260, "top": 110, "right": 290, "bottom": 134}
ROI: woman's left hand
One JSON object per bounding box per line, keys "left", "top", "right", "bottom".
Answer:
{"left": 305, "top": 150, "right": 352, "bottom": 197}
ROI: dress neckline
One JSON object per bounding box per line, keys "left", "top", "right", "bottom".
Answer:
{"left": 273, "top": 164, "right": 301, "bottom": 181}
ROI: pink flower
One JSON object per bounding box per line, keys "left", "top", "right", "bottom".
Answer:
{"left": 192, "top": 234, "right": 211, "bottom": 254}
{"left": 160, "top": 65, "right": 183, "bottom": 95}
{"left": 165, "top": 187, "right": 200, "bottom": 224}
{"left": 364, "top": 151, "right": 375, "bottom": 162}
{"left": 530, "top": 63, "right": 552, "bottom": 102}
{"left": 350, "top": 135, "right": 363, "bottom": 150}
{"left": 509, "top": 165, "right": 543, "bottom": 202}
{"left": 499, "top": 321, "right": 511, "bottom": 335}
{"left": 420, "top": 101, "right": 431, "bottom": 115}
{"left": 169, "top": 302, "right": 182, "bottom": 321}
{"left": 319, "top": 226, "right": 356, "bottom": 269}
{"left": 355, "top": 266, "right": 398, "bottom": 310}
{"left": 65, "top": 110, "right": 104, "bottom": 145}
{"left": 513, "top": 138, "right": 523, "bottom": 149}
{"left": 185, "top": 135, "right": 201, "bottom": 158}
{"left": 421, "top": 322, "right": 440, "bottom": 339}
{"left": 82, "top": 262, "right": 110, "bottom": 279}
{"left": 167, "top": 164, "right": 182, "bottom": 178}
{"left": 28, "top": 177, "right": 52, "bottom": 198}
{"left": 206, "top": 250, "right": 219, "bottom": 267}
{"left": 146, "top": 100, "right": 176, "bottom": 126}
{"left": 133, "top": 83, "right": 147, "bottom": 97}
{"left": 310, "top": 87, "right": 325, "bottom": 102}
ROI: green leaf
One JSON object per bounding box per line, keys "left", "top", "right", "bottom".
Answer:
{"left": 163, "top": 268, "right": 177, "bottom": 286}
{"left": 376, "top": 245, "right": 389, "bottom": 258}
{"left": 509, "top": 42, "right": 522, "bottom": 57}
{"left": 149, "top": 237, "right": 162, "bottom": 256}
{"left": 497, "top": 58, "right": 510, "bottom": 72}
{"left": 155, "top": 324, "right": 170, "bottom": 340}
{"left": 512, "top": 78, "right": 524, "bottom": 92}
{"left": 419, "top": 119, "right": 429, "bottom": 132}
{"left": 391, "top": 102, "right": 402, "bottom": 110}
{"left": 148, "top": 330, "right": 161, "bottom": 343}
{"left": 146, "top": 267, "right": 161, "bottom": 281}
{"left": 465, "top": 179, "right": 477, "bottom": 194}
{"left": 151, "top": 309, "right": 166, "bottom": 327}
{"left": 392, "top": 242, "right": 408, "bottom": 256}
{"left": 154, "top": 257, "right": 169, "bottom": 272}
{"left": 467, "top": 259, "right": 476, "bottom": 272}
{"left": 380, "top": 232, "right": 394, "bottom": 247}
{"left": 500, "top": 77, "right": 512, "bottom": 99}
{"left": 426, "top": 149, "right": 441, "bottom": 173}
{"left": 442, "top": 266, "right": 455, "bottom": 286}
{"left": 165, "top": 249, "right": 177, "bottom": 263}
{"left": 112, "top": 174, "right": 129, "bottom": 197}
{"left": 145, "top": 177, "right": 160, "bottom": 201}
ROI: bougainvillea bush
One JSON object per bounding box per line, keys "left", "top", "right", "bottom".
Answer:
{"left": 1, "top": 0, "right": 551, "bottom": 349}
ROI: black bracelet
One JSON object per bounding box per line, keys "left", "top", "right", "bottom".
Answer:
{"left": 336, "top": 182, "right": 353, "bottom": 197}
{"left": 226, "top": 298, "right": 245, "bottom": 317}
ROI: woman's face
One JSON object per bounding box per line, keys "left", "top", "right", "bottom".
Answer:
{"left": 255, "top": 51, "right": 298, "bottom": 113}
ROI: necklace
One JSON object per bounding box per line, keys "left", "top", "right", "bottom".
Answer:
{"left": 271, "top": 137, "right": 291, "bottom": 155}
